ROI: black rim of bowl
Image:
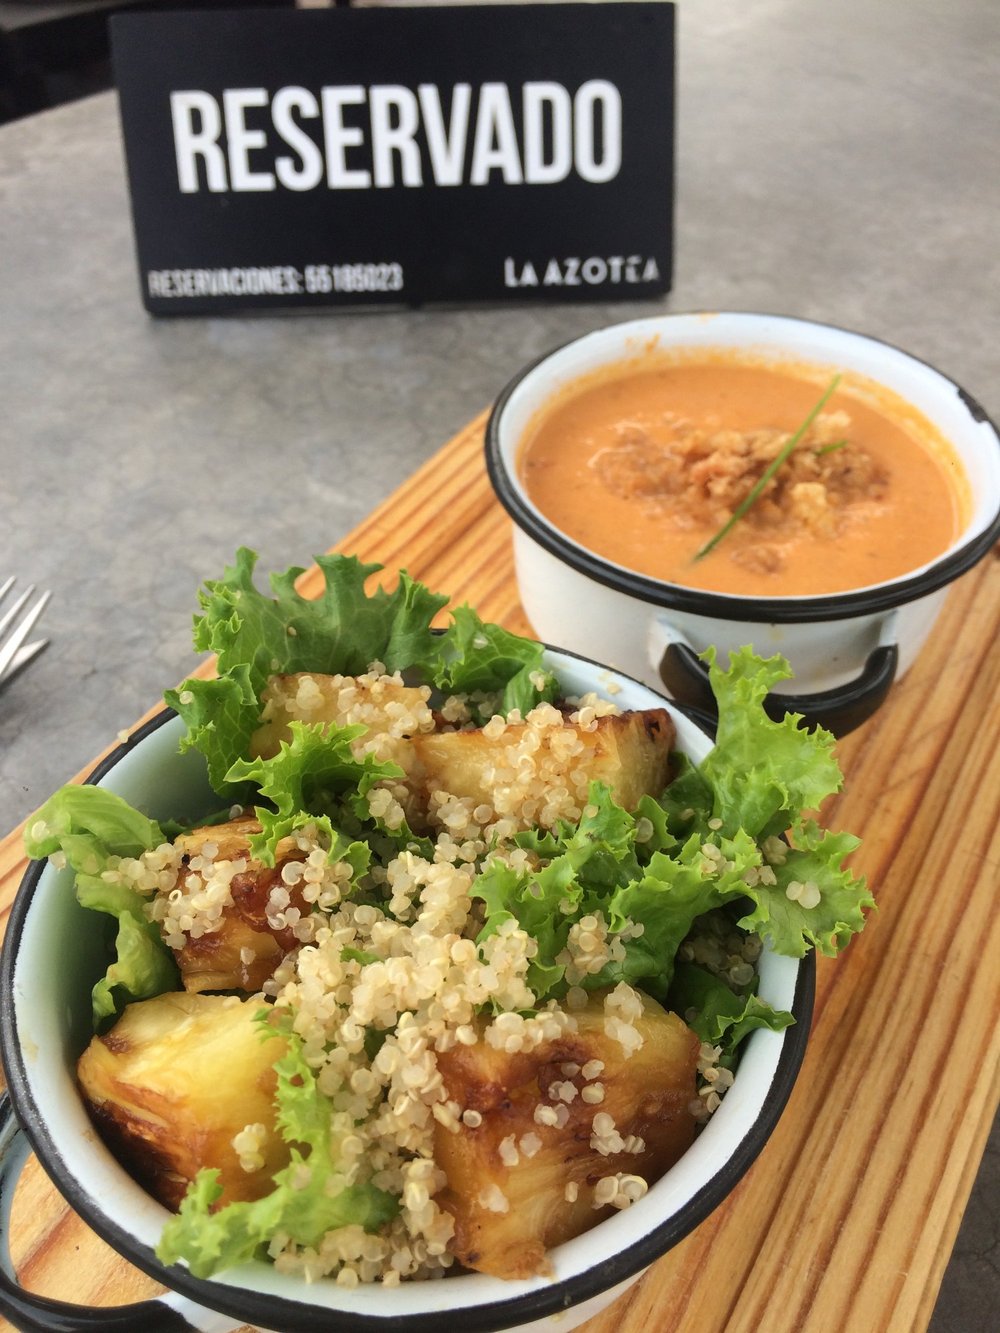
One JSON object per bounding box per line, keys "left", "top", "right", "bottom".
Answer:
{"left": 1, "top": 703, "right": 815, "bottom": 1332}
{"left": 485, "top": 314, "right": 1000, "bottom": 626}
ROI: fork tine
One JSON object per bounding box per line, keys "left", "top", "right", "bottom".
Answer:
{"left": 0, "top": 589, "right": 51, "bottom": 683}
{"left": 0, "top": 585, "right": 35, "bottom": 640}
{"left": 3, "top": 639, "right": 48, "bottom": 686}
{"left": 0, "top": 576, "right": 14, "bottom": 604}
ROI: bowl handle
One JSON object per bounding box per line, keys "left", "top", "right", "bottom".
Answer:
{"left": 0, "top": 1093, "right": 236, "bottom": 1333}
{"left": 651, "top": 617, "right": 899, "bottom": 738}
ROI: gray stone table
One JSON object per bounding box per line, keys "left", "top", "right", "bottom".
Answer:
{"left": 1, "top": 0, "right": 996, "bottom": 1327}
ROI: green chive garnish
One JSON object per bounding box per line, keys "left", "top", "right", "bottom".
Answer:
{"left": 693, "top": 373, "right": 842, "bottom": 562}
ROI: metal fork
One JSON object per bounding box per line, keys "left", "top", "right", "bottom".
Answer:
{"left": 0, "top": 577, "right": 51, "bottom": 688}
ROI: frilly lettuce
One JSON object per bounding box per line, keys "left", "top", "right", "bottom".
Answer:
{"left": 469, "top": 646, "right": 873, "bottom": 1014}
{"left": 23, "top": 787, "right": 178, "bottom": 1023}
{"left": 669, "top": 961, "right": 795, "bottom": 1054}
{"left": 431, "top": 603, "right": 560, "bottom": 719}
{"left": 165, "top": 549, "right": 558, "bottom": 793}
{"left": 737, "top": 821, "right": 870, "bottom": 957}
{"left": 659, "top": 646, "right": 844, "bottom": 841}
{"left": 225, "top": 719, "right": 393, "bottom": 870}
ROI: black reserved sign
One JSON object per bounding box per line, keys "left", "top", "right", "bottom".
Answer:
{"left": 110, "top": 4, "right": 674, "bottom": 314}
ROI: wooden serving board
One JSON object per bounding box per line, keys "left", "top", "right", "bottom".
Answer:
{"left": 1, "top": 410, "right": 998, "bottom": 1332}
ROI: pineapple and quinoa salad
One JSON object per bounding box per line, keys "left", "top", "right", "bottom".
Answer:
{"left": 25, "top": 550, "right": 873, "bottom": 1287}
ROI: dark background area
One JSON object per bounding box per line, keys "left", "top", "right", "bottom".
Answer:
{"left": 0, "top": 0, "right": 297, "bottom": 123}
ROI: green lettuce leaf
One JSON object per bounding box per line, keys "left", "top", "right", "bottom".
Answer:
{"left": 429, "top": 604, "right": 559, "bottom": 718}
{"left": 163, "top": 668, "right": 260, "bottom": 798}
{"left": 474, "top": 786, "right": 763, "bottom": 1002}
{"left": 225, "top": 717, "right": 437, "bottom": 884}
{"left": 515, "top": 784, "right": 643, "bottom": 894}
{"left": 24, "top": 786, "right": 178, "bottom": 1024}
{"left": 632, "top": 792, "right": 682, "bottom": 859}
{"left": 655, "top": 752, "right": 716, "bottom": 839}
{"left": 166, "top": 549, "right": 558, "bottom": 794}
{"left": 25, "top": 786, "right": 164, "bottom": 862}
{"left": 157, "top": 1017, "right": 398, "bottom": 1278}
{"left": 655, "top": 648, "right": 872, "bottom": 958}
{"left": 669, "top": 961, "right": 794, "bottom": 1052}
{"left": 472, "top": 641, "right": 873, "bottom": 989}
{"left": 594, "top": 829, "right": 761, "bottom": 998}
{"left": 472, "top": 858, "right": 573, "bottom": 998}
{"left": 166, "top": 549, "right": 447, "bottom": 793}
{"left": 193, "top": 548, "right": 448, "bottom": 687}
{"left": 472, "top": 783, "right": 650, "bottom": 997}
{"left": 737, "top": 821, "right": 876, "bottom": 957}
{"left": 696, "top": 646, "right": 845, "bottom": 841}
{"left": 225, "top": 720, "right": 397, "bottom": 869}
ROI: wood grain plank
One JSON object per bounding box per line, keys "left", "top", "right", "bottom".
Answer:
{"left": 0, "top": 413, "right": 996, "bottom": 1333}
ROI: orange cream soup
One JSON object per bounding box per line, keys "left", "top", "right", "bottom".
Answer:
{"left": 517, "top": 356, "right": 968, "bottom": 596}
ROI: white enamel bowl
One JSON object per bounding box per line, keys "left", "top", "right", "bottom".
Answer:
{"left": 0, "top": 649, "right": 813, "bottom": 1333}
{"left": 486, "top": 313, "right": 1000, "bottom": 736}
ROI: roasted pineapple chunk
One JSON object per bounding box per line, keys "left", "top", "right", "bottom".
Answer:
{"left": 412, "top": 706, "right": 674, "bottom": 831}
{"left": 160, "top": 817, "right": 308, "bottom": 994}
{"left": 250, "top": 670, "right": 434, "bottom": 770}
{"left": 172, "top": 911, "right": 286, "bottom": 994}
{"left": 78, "top": 993, "right": 288, "bottom": 1210}
{"left": 173, "top": 816, "right": 259, "bottom": 866}
{"left": 433, "top": 990, "right": 699, "bottom": 1278}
